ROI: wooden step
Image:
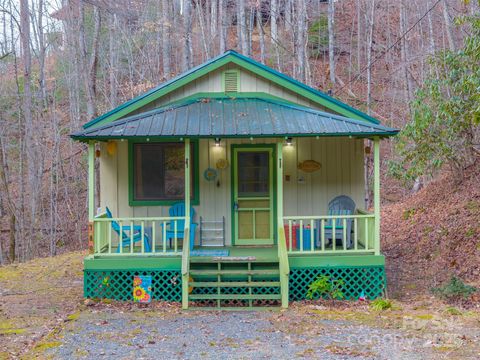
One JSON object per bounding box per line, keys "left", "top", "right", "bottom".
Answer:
{"left": 189, "top": 269, "right": 280, "bottom": 276}
{"left": 189, "top": 257, "right": 278, "bottom": 263}
{"left": 188, "top": 306, "right": 281, "bottom": 311}
{"left": 190, "top": 281, "right": 280, "bottom": 288}
{"left": 189, "top": 294, "right": 281, "bottom": 300}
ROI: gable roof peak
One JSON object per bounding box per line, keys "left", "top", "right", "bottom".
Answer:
{"left": 81, "top": 51, "right": 382, "bottom": 130}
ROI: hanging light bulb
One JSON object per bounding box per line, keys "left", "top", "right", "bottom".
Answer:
{"left": 214, "top": 138, "right": 221, "bottom": 147}
{"left": 286, "top": 137, "right": 293, "bottom": 146}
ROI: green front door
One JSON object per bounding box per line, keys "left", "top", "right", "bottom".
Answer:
{"left": 232, "top": 146, "right": 275, "bottom": 245}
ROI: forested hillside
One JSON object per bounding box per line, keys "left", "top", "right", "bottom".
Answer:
{"left": 0, "top": 0, "right": 479, "bottom": 264}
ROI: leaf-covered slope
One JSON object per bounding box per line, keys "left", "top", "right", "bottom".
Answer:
{"left": 382, "top": 163, "right": 480, "bottom": 299}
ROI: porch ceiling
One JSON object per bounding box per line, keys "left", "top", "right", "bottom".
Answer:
{"left": 70, "top": 97, "right": 399, "bottom": 141}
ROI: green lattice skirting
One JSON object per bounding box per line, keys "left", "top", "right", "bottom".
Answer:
{"left": 84, "top": 269, "right": 182, "bottom": 301}
{"left": 84, "top": 266, "right": 385, "bottom": 302}
{"left": 289, "top": 266, "right": 386, "bottom": 301}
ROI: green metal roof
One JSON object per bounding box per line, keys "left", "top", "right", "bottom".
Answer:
{"left": 71, "top": 97, "right": 398, "bottom": 141}
{"left": 81, "top": 50, "right": 383, "bottom": 130}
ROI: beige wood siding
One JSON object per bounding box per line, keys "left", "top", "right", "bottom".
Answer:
{"left": 125, "top": 64, "right": 331, "bottom": 117}
{"left": 98, "top": 138, "right": 365, "bottom": 246}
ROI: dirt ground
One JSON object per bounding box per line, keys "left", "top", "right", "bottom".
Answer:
{"left": 1, "top": 252, "right": 480, "bottom": 359}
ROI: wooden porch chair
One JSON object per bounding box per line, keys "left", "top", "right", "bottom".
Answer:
{"left": 105, "top": 207, "right": 152, "bottom": 253}
{"left": 160, "top": 202, "right": 197, "bottom": 251}
{"left": 316, "top": 196, "right": 356, "bottom": 249}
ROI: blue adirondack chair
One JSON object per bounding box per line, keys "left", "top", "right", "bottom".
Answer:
{"left": 105, "top": 207, "right": 152, "bottom": 253}
{"left": 316, "top": 196, "right": 356, "bottom": 249}
{"left": 161, "top": 203, "right": 197, "bottom": 251}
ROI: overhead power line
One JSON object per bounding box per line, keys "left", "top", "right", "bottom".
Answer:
{"left": 337, "top": 0, "right": 443, "bottom": 95}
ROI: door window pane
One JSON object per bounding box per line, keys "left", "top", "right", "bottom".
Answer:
{"left": 237, "top": 152, "right": 269, "bottom": 197}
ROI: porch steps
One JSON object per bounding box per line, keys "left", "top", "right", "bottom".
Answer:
{"left": 189, "top": 269, "right": 280, "bottom": 276}
{"left": 190, "top": 281, "right": 280, "bottom": 287}
{"left": 187, "top": 257, "right": 282, "bottom": 309}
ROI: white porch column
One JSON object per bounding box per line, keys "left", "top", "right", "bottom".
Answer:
{"left": 373, "top": 137, "right": 380, "bottom": 255}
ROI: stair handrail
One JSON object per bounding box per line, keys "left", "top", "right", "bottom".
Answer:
{"left": 181, "top": 226, "right": 190, "bottom": 309}
{"left": 277, "top": 225, "right": 290, "bottom": 308}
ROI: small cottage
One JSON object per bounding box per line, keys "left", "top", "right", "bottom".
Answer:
{"left": 71, "top": 50, "right": 398, "bottom": 309}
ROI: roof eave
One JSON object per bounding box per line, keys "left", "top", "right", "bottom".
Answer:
{"left": 70, "top": 131, "right": 399, "bottom": 143}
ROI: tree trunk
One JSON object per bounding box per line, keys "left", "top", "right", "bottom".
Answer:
{"left": 20, "top": 0, "right": 37, "bottom": 258}
{"left": 328, "top": 0, "right": 336, "bottom": 84}
{"left": 366, "top": 0, "right": 375, "bottom": 114}
{"left": 257, "top": 2, "right": 265, "bottom": 63}
{"left": 85, "top": 7, "right": 101, "bottom": 119}
{"left": 195, "top": 0, "right": 210, "bottom": 59}
{"left": 296, "top": 0, "right": 307, "bottom": 82}
{"left": 182, "top": 0, "right": 193, "bottom": 71}
{"left": 0, "top": 135, "right": 17, "bottom": 263}
{"left": 219, "top": 0, "right": 226, "bottom": 53}
{"left": 399, "top": 1, "right": 413, "bottom": 107}
{"left": 162, "top": 0, "right": 171, "bottom": 78}
{"left": 271, "top": 0, "right": 280, "bottom": 69}
{"left": 108, "top": 13, "right": 118, "bottom": 106}
{"left": 238, "top": 0, "right": 247, "bottom": 54}
{"left": 442, "top": 0, "right": 456, "bottom": 52}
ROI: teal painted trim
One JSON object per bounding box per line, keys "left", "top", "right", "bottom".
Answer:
{"left": 230, "top": 144, "right": 277, "bottom": 246}
{"left": 162, "top": 92, "right": 299, "bottom": 108}
{"left": 288, "top": 254, "right": 385, "bottom": 268}
{"left": 84, "top": 256, "right": 182, "bottom": 270}
{"left": 127, "top": 139, "right": 200, "bottom": 206}
{"left": 80, "top": 50, "right": 383, "bottom": 131}
{"left": 73, "top": 132, "right": 398, "bottom": 143}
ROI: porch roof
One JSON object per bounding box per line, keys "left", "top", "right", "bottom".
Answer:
{"left": 70, "top": 97, "right": 399, "bottom": 141}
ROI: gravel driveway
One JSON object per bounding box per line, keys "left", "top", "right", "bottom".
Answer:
{"left": 46, "top": 306, "right": 437, "bottom": 360}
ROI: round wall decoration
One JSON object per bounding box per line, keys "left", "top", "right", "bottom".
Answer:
{"left": 297, "top": 160, "right": 321, "bottom": 173}
{"left": 204, "top": 167, "right": 218, "bottom": 181}
{"left": 216, "top": 158, "right": 229, "bottom": 169}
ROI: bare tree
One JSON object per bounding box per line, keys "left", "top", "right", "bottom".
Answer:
{"left": 270, "top": 0, "right": 280, "bottom": 69}
{"left": 328, "top": 0, "right": 336, "bottom": 84}
{"left": 296, "top": 0, "right": 307, "bottom": 82}
{"left": 182, "top": 0, "right": 193, "bottom": 71}
{"left": 442, "top": 0, "right": 456, "bottom": 51}
{"left": 366, "top": 0, "right": 376, "bottom": 114}
{"left": 218, "top": 0, "right": 226, "bottom": 53}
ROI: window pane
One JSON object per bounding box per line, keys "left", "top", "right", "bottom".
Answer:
{"left": 237, "top": 152, "right": 269, "bottom": 197}
{"left": 133, "top": 143, "right": 194, "bottom": 201}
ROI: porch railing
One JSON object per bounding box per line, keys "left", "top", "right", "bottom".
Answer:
{"left": 282, "top": 212, "right": 378, "bottom": 255}
{"left": 93, "top": 213, "right": 186, "bottom": 256}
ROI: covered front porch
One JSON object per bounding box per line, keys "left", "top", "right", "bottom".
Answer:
{"left": 74, "top": 96, "right": 396, "bottom": 308}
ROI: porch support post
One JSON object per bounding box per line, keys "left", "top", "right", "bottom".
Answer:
{"left": 182, "top": 138, "right": 191, "bottom": 309}
{"left": 373, "top": 137, "right": 380, "bottom": 255}
{"left": 277, "top": 141, "right": 289, "bottom": 308}
{"left": 88, "top": 141, "right": 95, "bottom": 221}
{"left": 184, "top": 138, "right": 191, "bottom": 226}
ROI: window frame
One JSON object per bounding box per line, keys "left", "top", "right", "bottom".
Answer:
{"left": 128, "top": 139, "right": 199, "bottom": 206}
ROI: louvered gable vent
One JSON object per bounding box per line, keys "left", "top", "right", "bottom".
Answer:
{"left": 223, "top": 70, "right": 239, "bottom": 92}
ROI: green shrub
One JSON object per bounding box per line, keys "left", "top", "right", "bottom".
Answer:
{"left": 369, "top": 298, "right": 393, "bottom": 311}
{"left": 431, "top": 276, "right": 477, "bottom": 301}
{"left": 444, "top": 306, "right": 462, "bottom": 316}
{"left": 306, "top": 275, "right": 345, "bottom": 300}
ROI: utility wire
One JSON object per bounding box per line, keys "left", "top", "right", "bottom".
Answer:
{"left": 337, "top": 0, "right": 443, "bottom": 95}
